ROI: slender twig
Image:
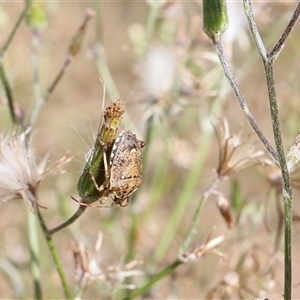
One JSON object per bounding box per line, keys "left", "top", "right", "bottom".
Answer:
{"left": 28, "top": 32, "right": 43, "bottom": 126}
{"left": 243, "top": 0, "right": 267, "bottom": 61}
{"left": 36, "top": 208, "right": 73, "bottom": 299}
{"left": 179, "top": 176, "right": 220, "bottom": 255}
{"left": 269, "top": 1, "right": 300, "bottom": 60}
{"left": 44, "top": 8, "right": 95, "bottom": 102}
{"left": 45, "top": 57, "right": 72, "bottom": 101}
{"left": 242, "top": 1, "right": 295, "bottom": 299}
{"left": 263, "top": 59, "right": 293, "bottom": 300}
{"left": 123, "top": 259, "right": 182, "bottom": 300}
{"left": 0, "top": 62, "right": 17, "bottom": 125}
{"left": 213, "top": 40, "right": 279, "bottom": 163}
{"left": 48, "top": 205, "right": 87, "bottom": 236}
{"left": 0, "top": 0, "right": 34, "bottom": 60}
{"left": 27, "top": 210, "right": 42, "bottom": 300}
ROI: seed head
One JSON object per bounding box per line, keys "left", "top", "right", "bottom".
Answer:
{"left": 0, "top": 130, "right": 72, "bottom": 212}
{"left": 213, "top": 118, "right": 265, "bottom": 178}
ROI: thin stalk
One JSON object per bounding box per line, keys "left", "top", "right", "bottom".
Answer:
{"left": 0, "top": 62, "right": 17, "bottom": 125}
{"left": 45, "top": 235, "right": 73, "bottom": 299}
{"left": 48, "top": 205, "right": 87, "bottom": 236}
{"left": 36, "top": 208, "right": 72, "bottom": 299}
{"left": 44, "top": 8, "right": 94, "bottom": 102}
{"left": 28, "top": 32, "right": 43, "bottom": 126}
{"left": 243, "top": 0, "right": 267, "bottom": 61}
{"left": 0, "top": 259, "right": 25, "bottom": 298}
{"left": 96, "top": 46, "right": 120, "bottom": 99}
{"left": 45, "top": 57, "right": 72, "bottom": 101}
{"left": 269, "top": 1, "right": 300, "bottom": 60}
{"left": 27, "top": 210, "right": 42, "bottom": 300}
{"left": 264, "top": 60, "right": 293, "bottom": 300}
{"left": 145, "top": 3, "right": 161, "bottom": 43}
{"left": 123, "top": 259, "right": 182, "bottom": 300}
{"left": 94, "top": 5, "right": 137, "bottom": 136}
{"left": 179, "top": 176, "right": 220, "bottom": 255}
{"left": 213, "top": 40, "right": 279, "bottom": 163}
{"left": 242, "top": 1, "right": 297, "bottom": 298}
{"left": 0, "top": 0, "right": 34, "bottom": 60}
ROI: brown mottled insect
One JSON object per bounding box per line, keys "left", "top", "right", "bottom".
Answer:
{"left": 76, "top": 129, "right": 145, "bottom": 207}
{"left": 108, "top": 130, "right": 145, "bottom": 206}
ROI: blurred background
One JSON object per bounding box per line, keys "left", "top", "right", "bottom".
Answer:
{"left": 1, "top": 1, "right": 300, "bottom": 299}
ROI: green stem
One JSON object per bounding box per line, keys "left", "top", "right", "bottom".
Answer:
{"left": 0, "top": 62, "right": 17, "bottom": 125}
{"left": 123, "top": 259, "right": 182, "bottom": 300}
{"left": 27, "top": 210, "right": 42, "bottom": 300}
{"left": 242, "top": 1, "right": 296, "bottom": 298}
{"left": 0, "top": 0, "right": 34, "bottom": 60}
{"left": 213, "top": 40, "right": 279, "bottom": 163}
{"left": 145, "top": 3, "right": 161, "bottom": 43}
{"left": 45, "top": 57, "right": 72, "bottom": 101}
{"left": 179, "top": 176, "right": 220, "bottom": 255}
{"left": 28, "top": 32, "right": 43, "bottom": 126}
{"left": 243, "top": 0, "right": 267, "bottom": 60}
{"left": 36, "top": 208, "right": 73, "bottom": 299}
{"left": 45, "top": 235, "right": 72, "bottom": 299}
{"left": 48, "top": 205, "right": 87, "bottom": 236}
{"left": 96, "top": 46, "right": 120, "bottom": 99}
{"left": 269, "top": 1, "right": 300, "bottom": 60}
{"left": 264, "top": 60, "right": 292, "bottom": 300}
{"left": 95, "top": 45, "right": 136, "bottom": 131}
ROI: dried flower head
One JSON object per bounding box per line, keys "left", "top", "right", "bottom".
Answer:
{"left": 0, "top": 130, "right": 72, "bottom": 212}
{"left": 180, "top": 234, "right": 226, "bottom": 263}
{"left": 213, "top": 118, "right": 265, "bottom": 178}
{"left": 205, "top": 244, "right": 276, "bottom": 299}
{"left": 70, "top": 233, "right": 143, "bottom": 290}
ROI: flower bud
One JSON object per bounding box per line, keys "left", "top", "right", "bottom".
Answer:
{"left": 26, "top": 3, "right": 47, "bottom": 32}
{"left": 203, "top": 0, "right": 228, "bottom": 42}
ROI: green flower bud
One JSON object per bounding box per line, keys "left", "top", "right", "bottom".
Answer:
{"left": 26, "top": 3, "right": 47, "bottom": 32}
{"left": 203, "top": 0, "right": 228, "bottom": 42}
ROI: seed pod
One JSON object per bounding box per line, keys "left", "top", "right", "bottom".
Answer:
{"left": 217, "top": 196, "right": 234, "bottom": 229}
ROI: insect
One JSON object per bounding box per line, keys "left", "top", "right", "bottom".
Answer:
{"left": 108, "top": 130, "right": 145, "bottom": 206}
{"left": 77, "top": 129, "right": 145, "bottom": 207}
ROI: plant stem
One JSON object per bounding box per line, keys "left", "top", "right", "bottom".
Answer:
{"left": 27, "top": 210, "right": 42, "bottom": 300}
{"left": 48, "top": 205, "right": 87, "bottom": 236}
{"left": 45, "top": 57, "right": 72, "bottom": 101}
{"left": 0, "top": 0, "right": 33, "bottom": 60}
{"left": 242, "top": 1, "right": 298, "bottom": 298}
{"left": 0, "top": 62, "right": 17, "bottom": 125}
{"left": 264, "top": 59, "right": 292, "bottom": 300}
{"left": 269, "top": 1, "right": 300, "bottom": 60}
{"left": 36, "top": 208, "right": 73, "bottom": 298}
{"left": 212, "top": 40, "right": 279, "bottom": 163}
{"left": 123, "top": 259, "right": 182, "bottom": 300}
{"left": 179, "top": 176, "right": 220, "bottom": 255}
{"left": 28, "top": 32, "right": 43, "bottom": 126}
